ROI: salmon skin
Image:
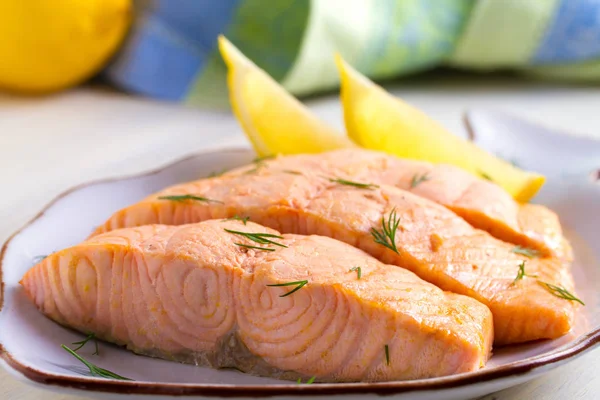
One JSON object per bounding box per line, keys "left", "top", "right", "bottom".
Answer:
{"left": 224, "top": 150, "right": 567, "bottom": 259}
{"left": 21, "top": 220, "right": 493, "bottom": 382}
{"left": 93, "top": 168, "right": 579, "bottom": 345}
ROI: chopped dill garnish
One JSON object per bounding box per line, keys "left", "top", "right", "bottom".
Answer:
{"left": 410, "top": 173, "right": 430, "bottom": 188}
{"left": 71, "top": 333, "right": 99, "bottom": 355}
{"left": 246, "top": 155, "right": 275, "bottom": 174}
{"left": 224, "top": 215, "right": 250, "bottom": 225}
{"left": 234, "top": 243, "right": 276, "bottom": 252}
{"left": 297, "top": 376, "right": 316, "bottom": 384}
{"left": 224, "top": 229, "right": 287, "bottom": 248}
{"left": 479, "top": 171, "right": 494, "bottom": 182}
{"left": 245, "top": 166, "right": 261, "bottom": 175}
{"left": 349, "top": 266, "right": 362, "bottom": 279}
{"left": 511, "top": 246, "right": 541, "bottom": 258}
{"left": 371, "top": 208, "right": 401, "bottom": 254}
{"left": 328, "top": 177, "right": 379, "bottom": 190}
{"left": 61, "top": 345, "right": 132, "bottom": 380}
{"left": 512, "top": 261, "right": 537, "bottom": 285}
{"left": 538, "top": 282, "right": 585, "bottom": 305}
{"left": 32, "top": 255, "right": 47, "bottom": 264}
{"left": 253, "top": 155, "right": 276, "bottom": 163}
{"left": 208, "top": 169, "right": 228, "bottom": 178}
{"left": 267, "top": 280, "right": 309, "bottom": 297}
{"left": 282, "top": 170, "right": 302, "bottom": 175}
{"left": 158, "top": 195, "right": 223, "bottom": 204}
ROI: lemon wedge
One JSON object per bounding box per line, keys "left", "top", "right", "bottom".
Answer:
{"left": 335, "top": 55, "right": 544, "bottom": 202}
{"left": 218, "top": 36, "right": 353, "bottom": 157}
{"left": 0, "top": 0, "right": 131, "bottom": 94}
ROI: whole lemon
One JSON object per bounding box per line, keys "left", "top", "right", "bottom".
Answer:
{"left": 0, "top": 0, "right": 131, "bottom": 94}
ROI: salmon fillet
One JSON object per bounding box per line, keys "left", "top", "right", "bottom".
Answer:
{"left": 223, "top": 150, "right": 567, "bottom": 258}
{"left": 21, "top": 220, "right": 493, "bottom": 382}
{"left": 92, "top": 169, "right": 579, "bottom": 345}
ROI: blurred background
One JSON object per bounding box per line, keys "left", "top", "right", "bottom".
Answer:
{"left": 1, "top": 0, "right": 599, "bottom": 105}
{"left": 1, "top": 2, "right": 600, "bottom": 399}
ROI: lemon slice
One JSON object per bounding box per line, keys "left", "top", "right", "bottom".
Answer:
{"left": 335, "top": 55, "right": 544, "bottom": 202}
{"left": 218, "top": 36, "right": 353, "bottom": 157}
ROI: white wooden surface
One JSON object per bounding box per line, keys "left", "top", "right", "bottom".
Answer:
{"left": 1, "top": 77, "right": 599, "bottom": 400}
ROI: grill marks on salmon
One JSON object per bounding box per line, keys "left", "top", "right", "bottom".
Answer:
{"left": 224, "top": 150, "right": 567, "bottom": 258}
{"left": 92, "top": 170, "right": 578, "bottom": 344}
{"left": 21, "top": 220, "right": 493, "bottom": 382}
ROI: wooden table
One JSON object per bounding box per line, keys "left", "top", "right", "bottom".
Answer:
{"left": 1, "top": 77, "right": 599, "bottom": 399}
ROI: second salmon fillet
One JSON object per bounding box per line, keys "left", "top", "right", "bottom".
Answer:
{"left": 224, "top": 150, "right": 567, "bottom": 258}
{"left": 93, "top": 169, "right": 580, "bottom": 345}
{"left": 21, "top": 220, "right": 493, "bottom": 382}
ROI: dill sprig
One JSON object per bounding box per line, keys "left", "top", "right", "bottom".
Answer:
{"left": 410, "top": 173, "right": 430, "bottom": 188}
{"left": 371, "top": 208, "right": 401, "bottom": 254}
{"left": 349, "top": 266, "right": 362, "bottom": 279}
{"left": 246, "top": 155, "right": 275, "bottom": 174}
{"left": 297, "top": 376, "right": 316, "bottom": 384}
{"left": 385, "top": 345, "right": 390, "bottom": 366}
{"left": 158, "top": 195, "right": 223, "bottom": 204}
{"left": 253, "top": 155, "right": 275, "bottom": 163}
{"left": 32, "top": 255, "right": 48, "bottom": 264}
{"left": 208, "top": 169, "right": 228, "bottom": 178}
{"left": 234, "top": 243, "right": 275, "bottom": 252}
{"left": 267, "top": 280, "right": 308, "bottom": 297}
{"left": 328, "top": 177, "right": 379, "bottom": 190}
{"left": 224, "top": 215, "right": 250, "bottom": 225}
{"left": 479, "top": 171, "right": 494, "bottom": 182}
{"left": 71, "top": 333, "right": 99, "bottom": 355}
{"left": 538, "top": 282, "right": 585, "bottom": 305}
{"left": 224, "top": 229, "right": 288, "bottom": 248}
{"left": 511, "top": 246, "right": 541, "bottom": 258}
{"left": 245, "top": 166, "right": 262, "bottom": 175}
{"left": 61, "top": 345, "right": 132, "bottom": 380}
{"left": 512, "top": 261, "right": 538, "bottom": 285}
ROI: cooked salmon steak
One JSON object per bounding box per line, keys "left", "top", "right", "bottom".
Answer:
{"left": 92, "top": 169, "right": 579, "bottom": 345}
{"left": 223, "top": 150, "right": 567, "bottom": 258}
{"left": 21, "top": 220, "right": 493, "bottom": 382}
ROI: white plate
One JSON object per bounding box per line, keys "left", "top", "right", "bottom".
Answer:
{"left": 1, "top": 110, "right": 599, "bottom": 400}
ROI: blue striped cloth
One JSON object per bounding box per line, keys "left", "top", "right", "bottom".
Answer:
{"left": 105, "top": 0, "right": 600, "bottom": 108}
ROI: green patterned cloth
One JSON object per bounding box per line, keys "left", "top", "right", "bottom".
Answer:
{"left": 105, "top": 0, "right": 600, "bottom": 108}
